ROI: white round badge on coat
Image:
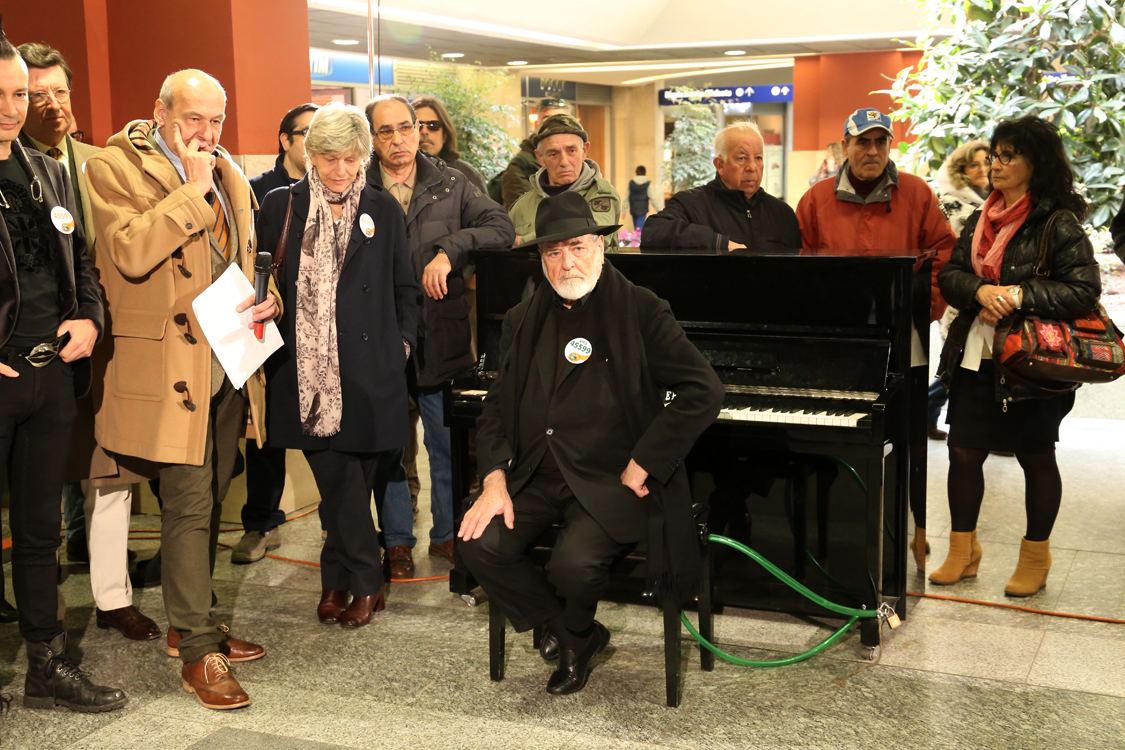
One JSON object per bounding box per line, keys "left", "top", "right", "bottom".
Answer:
{"left": 359, "top": 213, "right": 375, "bottom": 238}
{"left": 564, "top": 337, "right": 592, "bottom": 365}
{"left": 50, "top": 206, "right": 76, "bottom": 235}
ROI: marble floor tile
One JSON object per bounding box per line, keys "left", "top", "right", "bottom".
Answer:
{"left": 871, "top": 614, "right": 1045, "bottom": 682}
{"left": 1050, "top": 550, "right": 1125, "bottom": 627}
{"left": 1028, "top": 631, "right": 1125, "bottom": 698}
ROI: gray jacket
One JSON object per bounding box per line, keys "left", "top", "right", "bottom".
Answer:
{"left": 365, "top": 151, "right": 514, "bottom": 386}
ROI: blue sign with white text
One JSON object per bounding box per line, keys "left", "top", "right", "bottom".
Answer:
{"left": 658, "top": 84, "right": 793, "bottom": 106}
{"left": 310, "top": 49, "right": 394, "bottom": 87}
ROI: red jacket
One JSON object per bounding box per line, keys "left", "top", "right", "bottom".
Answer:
{"left": 796, "top": 162, "right": 955, "bottom": 320}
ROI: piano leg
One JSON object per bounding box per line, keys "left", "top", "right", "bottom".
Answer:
{"left": 860, "top": 616, "right": 881, "bottom": 649}
{"left": 699, "top": 537, "right": 714, "bottom": 672}
{"left": 789, "top": 464, "right": 808, "bottom": 580}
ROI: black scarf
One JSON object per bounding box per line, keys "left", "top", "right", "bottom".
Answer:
{"left": 497, "top": 260, "right": 701, "bottom": 603}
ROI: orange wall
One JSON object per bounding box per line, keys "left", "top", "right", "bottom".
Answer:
{"left": 793, "top": 51, "right": 923, "bottom": 151}
{"left": 6, "top": 0, "right": 114, "bottom": 146}
{"left": 8, "top": 0, "right": 311, "bottom": 153}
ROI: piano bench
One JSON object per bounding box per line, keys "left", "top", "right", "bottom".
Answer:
{"left": 485, "top": 525, "right": 713, "bottom": 708}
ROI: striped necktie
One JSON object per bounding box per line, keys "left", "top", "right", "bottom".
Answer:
{"left": 47, "top": 147, "right": 64, "bottom": 161}
{"left": 207, "top": 190, "right": 231, "bottom": 261}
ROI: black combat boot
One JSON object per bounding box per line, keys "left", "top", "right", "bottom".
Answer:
{"left": 23, "top": 633, "right": 128, "bottom": 712}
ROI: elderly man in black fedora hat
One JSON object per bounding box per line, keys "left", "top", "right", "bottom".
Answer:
{"left": 458, "top": 192, "right": 724, "bottom": 695}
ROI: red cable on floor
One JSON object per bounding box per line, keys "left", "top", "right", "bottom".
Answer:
{"left": 907, "top": 591, "right": 1125, "bottom": 624}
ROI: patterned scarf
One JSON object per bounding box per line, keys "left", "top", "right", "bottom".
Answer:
{"left": 971, "top": 190, "right": 1032, "bottom": 282}
{"left": 295, "top": 168, "right": 364, "bottom": 437}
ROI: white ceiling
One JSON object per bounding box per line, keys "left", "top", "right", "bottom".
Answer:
{"left": 307, "top": 1, "right": 949, "bottom": 85}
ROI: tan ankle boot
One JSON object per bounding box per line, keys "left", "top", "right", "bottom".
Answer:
{"left": 928, "top": 530, "right": 982, "bottom": 585}
{"left": 1004, "top": 538, "right": 1051, "bottom": 597}
{"left": 910, "top": 528, "right": 927, "bottom": 573}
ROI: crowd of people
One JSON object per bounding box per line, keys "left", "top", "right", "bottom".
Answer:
{"left": 0, "top": 19, "right": 1119, "bottom": 714}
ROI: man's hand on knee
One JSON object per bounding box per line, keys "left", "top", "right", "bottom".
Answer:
{"left": 458, "top": 469, "right": 514, "bottom": 541}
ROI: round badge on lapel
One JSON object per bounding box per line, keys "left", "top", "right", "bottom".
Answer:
{"left": 564, "top": 337, "right": 592, "bottom": 364}
{"left": 359, "top": 213, "right": 375, "bottom": 238}
{"left": 50, "top": 206, "right": 76, "bottom": 235}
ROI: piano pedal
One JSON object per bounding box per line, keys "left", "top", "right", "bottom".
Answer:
{"left": 461, "top": 592, "right": 485, "bottom": 607}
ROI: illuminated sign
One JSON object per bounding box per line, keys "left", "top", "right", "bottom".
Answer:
{"left": 310, "top": 49, "right": 393, "bottom": 87}
{"left": 658, "top": 85, "right": 793, "bottom": 106}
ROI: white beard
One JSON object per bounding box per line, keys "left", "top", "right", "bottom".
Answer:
{"left": 544, "top": 245, "right": 604, "bottom": 301}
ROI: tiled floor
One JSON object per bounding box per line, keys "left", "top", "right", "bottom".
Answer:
{"left": 2, "top": 384, "right": 1124, "bottom": 748}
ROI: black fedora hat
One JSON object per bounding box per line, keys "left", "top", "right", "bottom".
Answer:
{"left": 513, "top": 192, "right": 621, "bottom": 251}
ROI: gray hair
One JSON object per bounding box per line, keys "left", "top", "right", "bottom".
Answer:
{"left": 713, "top": 121, "right": 764, "bottom": 160}
{"left": 158, "top": 69, "right": 226, "bottom": 110}
{"left": 364, "top": 94, "right": 415, "bottom": 131}
{"left": 305, "top": 103, "right": 372, "bottom": 167}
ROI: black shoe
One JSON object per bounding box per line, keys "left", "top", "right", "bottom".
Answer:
{"left": 540, "top": 630, "right": 559, "bottom": 661}
{"left": 0, "top": 598, "right": 16, "bottom": 624}
{"left": 23, "top": 634, "right": 128, "bottom": 713}
{"left": 65, "top": 538, "right": 89, "bottom": 564}
{"left": 130, "top": 550, "right": 162, "bottom": 589}
{"left": 546, "top": 621, "right": 609, "bottom": 696}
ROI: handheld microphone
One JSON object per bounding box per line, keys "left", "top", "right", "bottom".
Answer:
{"left": 253, "top": 251, "right": 272, "bottom": 341}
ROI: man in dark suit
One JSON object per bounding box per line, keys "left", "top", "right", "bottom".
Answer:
{"left": 458, "top": 192, "right": 724, "bottom": 695}
{"left": 0, "top": 28, "right": 126, "bottom": 711}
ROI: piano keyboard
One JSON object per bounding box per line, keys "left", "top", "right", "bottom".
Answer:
{"left": 718, "top": 405, "right": 868, "bottom": 428}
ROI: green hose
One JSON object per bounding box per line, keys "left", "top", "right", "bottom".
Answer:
{"left": 681, "top": 534, "right": 881, "bottom": 667}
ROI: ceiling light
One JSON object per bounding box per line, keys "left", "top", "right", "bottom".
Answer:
{"left": 724, "top": 50, "right": 747, "bottom": 56}
{"left": 332, "top": 39, "right": 360, "bottom": 45}
{"left": 507, "top": 60, "right": 528, "bottom": 66}
{"left": 441, "top": 52, "right": 464, "bottom": 59}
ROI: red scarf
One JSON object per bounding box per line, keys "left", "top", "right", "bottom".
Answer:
{"left": 971, "top": 191, "right": 1032, "bottom": 282}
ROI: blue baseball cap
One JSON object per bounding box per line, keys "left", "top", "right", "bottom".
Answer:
{"left": 844, "top": 108, "right": 893, "bottom": 137}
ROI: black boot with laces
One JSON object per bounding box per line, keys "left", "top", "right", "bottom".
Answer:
{"left": 23, "top": 633, "right": 128, "bottom": 712}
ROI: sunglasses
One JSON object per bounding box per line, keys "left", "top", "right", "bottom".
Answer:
{"left": 417, "top": 120, "right": 443, "bottom": 132}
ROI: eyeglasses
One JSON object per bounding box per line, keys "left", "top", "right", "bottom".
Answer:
{"left": 29, "top": 88, "right": 71, "bottom": 106}
{"left": 986, "top": 151, "right": 1020, "bottom": 166}
{"left": 289, "top": 128, "right": 309, "bottom": 137}
{"left": 417, "top": 120, "right": 443, "bottom": 132}
{"left": 375, "top": 122, "right": 417, "bottom": 141}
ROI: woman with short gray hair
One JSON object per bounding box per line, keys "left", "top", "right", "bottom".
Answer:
{"left": 256, "top": 102, "right": 421, "bottom": 629}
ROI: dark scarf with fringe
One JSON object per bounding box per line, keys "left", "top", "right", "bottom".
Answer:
{"left": 498, "top": 260, "right": 701, "bottom": 603}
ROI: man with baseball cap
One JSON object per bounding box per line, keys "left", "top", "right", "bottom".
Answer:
{"left": 508, "top": 114, "right": 621, "bottom": 252}
{"left": 458, "top": 191, "right": 723, "bottom": 695}
{"left": 796, "top": 107, "right": 955, "bottom": 575}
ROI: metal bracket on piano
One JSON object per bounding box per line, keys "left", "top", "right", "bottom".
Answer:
{"left": 476, "top": 354, "right": 499, "bottom": 381}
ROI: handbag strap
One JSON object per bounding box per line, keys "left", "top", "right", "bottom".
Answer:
{"left": 1031, "top": 209, "right": 1073, "bottom": 278}
{"left": 272, "top": 188, "right": 294, "bottom": 286}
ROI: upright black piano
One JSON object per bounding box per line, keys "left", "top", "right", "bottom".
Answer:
{"left": 447, "top": 251, "right": 924, "bottom": 647}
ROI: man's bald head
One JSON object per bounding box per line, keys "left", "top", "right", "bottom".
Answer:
{"left": 158, "top": 69, "right": 226, "bottom": 111}
{"left": 154, "top": 69, "right": 227, "bottom": 154}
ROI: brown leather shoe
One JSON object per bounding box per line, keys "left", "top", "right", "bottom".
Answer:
{"left": 317, "top": 589, "right": 349, "bottom": 624}
{"left": 927, "top": 424, "right": 948, "bottom": 440}
{"left": 428, "top": 539, "right": 455, "bottom": 563}
{"left": 341, "top": 587, "right": 385, "bottom": 629}
{"left": 385, "top": 545, "right": 415, "bottom": 579}
{"left": 166, "top": 625, "right": 265, "bottom": 662}
{"left": 96, "top": 606, "right": 160, "bottom": 641}
{"left": 181, "top": 653, "right": 250, "bottom": 710}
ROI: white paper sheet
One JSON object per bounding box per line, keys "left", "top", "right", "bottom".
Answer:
{"left": 191, "top": 264, "right": 283, "bottom": 389}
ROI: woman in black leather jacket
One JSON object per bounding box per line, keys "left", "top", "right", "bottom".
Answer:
{"left": 930, "top": 116, "right": 1100, "bottom": 597}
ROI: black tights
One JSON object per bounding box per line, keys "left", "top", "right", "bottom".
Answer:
{"left": 947, "top": 447, "right": 1062, "bottom": 541}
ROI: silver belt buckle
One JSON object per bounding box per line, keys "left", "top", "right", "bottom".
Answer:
{"left": 25, "top": 342, "right": 60, "bottom": 368}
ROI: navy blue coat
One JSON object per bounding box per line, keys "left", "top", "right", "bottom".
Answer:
{"left": 257, "top": 176, "right": 420, "bottom": 452}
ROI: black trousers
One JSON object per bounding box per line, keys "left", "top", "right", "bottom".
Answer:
{"left": 304, "top": 448, "right": 389, "bottom": 598}
{"left": 242, "top": 439, "right": 288, "bottom": 533}
{"left": 0, "top": 354, "right": 76, "bottom": 643}
{"left": 460, "top": 471, "right": 631, "bottom": 633}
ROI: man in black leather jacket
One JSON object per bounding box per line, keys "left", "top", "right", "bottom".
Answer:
{"left": 641, "top": 121, "right": 800, "bottom": 253}
{"left": 364, "top": 95, "right": 514, "bottom": 578}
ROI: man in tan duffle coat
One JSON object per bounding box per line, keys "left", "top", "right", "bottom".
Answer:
{"left": 84, "top": 69, "right": 280, "bottom": 710}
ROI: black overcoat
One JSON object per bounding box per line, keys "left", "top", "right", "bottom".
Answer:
{"left": 257, "top": 176, "right": 420, "bottom": 452}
